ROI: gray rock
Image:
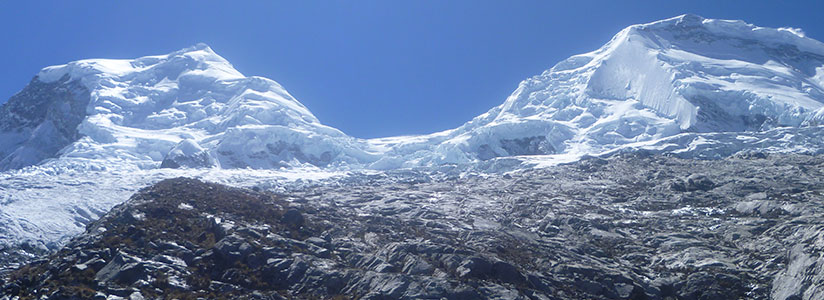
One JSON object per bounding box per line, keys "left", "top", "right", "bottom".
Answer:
{"left": 686, "top": 174, "right": 715, "bottom": 191}
{"left": 8, "top": 156, "right": 824, "bottom": 299}
{"left": 282, "top": 209, "right": 304, "bottom": 227}
{"left": 402, "top": 258, "right": 434, "bottom": 275}
{"left": 214, "top": 234, "right": 248, "bottom": 263}
{"left": 95, "top": 252, "right": 143, "bottom": 284}
{"left": 457, "top": 257, "right": 491, "bottom": 279}
{"left": 491, "top": 261, "right": 526, "bottom": 285}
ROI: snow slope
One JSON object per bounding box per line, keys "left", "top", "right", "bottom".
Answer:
{"left": 0, "top": 44, "right": 379, "bottom": 255}
{"left": 370, "top": 14, "right": 824, "bottom": 168}
{"left": 0, "top": 43, "right": 378, "bottom": 172}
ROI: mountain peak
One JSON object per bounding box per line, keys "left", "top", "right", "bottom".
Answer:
{"left": 380, "top": 15, "right": 824, "bottom": 167}
{"left": 4, "top": 17, "right": 824, "bottom": 172}
{"left": 624, "top": 15, "right": 824, "bottom": 55}
{"left": 1, "top": 43, "right": 374, "bottom": 171}
{"left": 37, "top": 43, "right": 243, "bottom": 85}
{"left": 181, "top": 42, "right": 214, "bottom": 52}
{"left": 164, "top": 42, "right": 218, "bottom": 59}
{"left": 644, "top": 13, "right": 706, "bottom": 28}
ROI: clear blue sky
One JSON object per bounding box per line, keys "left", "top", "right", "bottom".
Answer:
{"left": 2, "top": 1, "right": 823, "bottom": 138}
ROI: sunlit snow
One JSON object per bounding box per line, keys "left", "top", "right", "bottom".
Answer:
{"left": 3, "top": 15, "right": 824, "bottom": 253}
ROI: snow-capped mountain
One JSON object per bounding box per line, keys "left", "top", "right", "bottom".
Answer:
{"left": 373, "top": 14, "right": 824, "bottom": 167}
{"left": 3, "top": 15, "right": 824, "bottom": 263}
{"left": 0, "top": 43, "right": 377, "bottom": 172}
{"left": 3, "top": 15, "right": 824, "bottom": 172}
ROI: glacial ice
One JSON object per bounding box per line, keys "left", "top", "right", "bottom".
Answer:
{"left": 373, "top": 14, "right": 824, "bottom": 167}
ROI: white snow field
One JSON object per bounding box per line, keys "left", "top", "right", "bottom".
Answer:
{"left": 3, "top": 14, "right": 824, "bottom": 255}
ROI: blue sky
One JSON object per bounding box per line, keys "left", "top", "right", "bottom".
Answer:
{"left": 2, "top": 1, "right": 823, "bottom": 138}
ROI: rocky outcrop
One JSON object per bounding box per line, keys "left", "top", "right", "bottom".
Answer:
{"left": 3, "top": 154, "right": 824, "bottom": 299}
{"left": 0, "top": 74, "right": 89, "bottom": 171}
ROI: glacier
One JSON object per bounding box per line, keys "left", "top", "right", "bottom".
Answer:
{"left": 372, "top": 14, "right": 824, "bottom": 167}
{"left": 1, "top": 43, "right": 379, "bottom": 172}
{"left": 3, "top": 14, "right": 824, "bottom": 265}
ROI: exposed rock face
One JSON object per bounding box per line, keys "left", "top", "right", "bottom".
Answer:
{"left": 3, "top": 154, "right": 824, "bottom": 299}
{"left": 0, "top": 75, "right": 90, "bottom": 171}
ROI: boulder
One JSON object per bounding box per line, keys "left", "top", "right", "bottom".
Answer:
{"left": 457, "top": 257, "right": 492, "bottom": 279}
{"left": 282, "top": 209, "right": 305, "bottom": 227}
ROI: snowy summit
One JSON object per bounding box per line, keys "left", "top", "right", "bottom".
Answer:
{"left": 4, "top": 16, "right": 824, "bottom": 173}
{"left": 371, "top": 14, "right": 824, "bottom": 167}
{"left": 0, "top": 43, "right": 375, "bottom": 171}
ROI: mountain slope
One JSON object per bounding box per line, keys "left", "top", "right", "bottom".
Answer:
{"left": 0, "top": 76, "right": 89, "bottom": 170}
{"left": 0, "top": 43, "right": 377, "bottom": 171}
{"left": 6, "top": 155, "right": 824, "bottom": 299}
{"left": 4, "top": 15, "right": 824, "bottom": 271}
{"left": 372, "top": 14, "right": 824, "bottom": 168}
